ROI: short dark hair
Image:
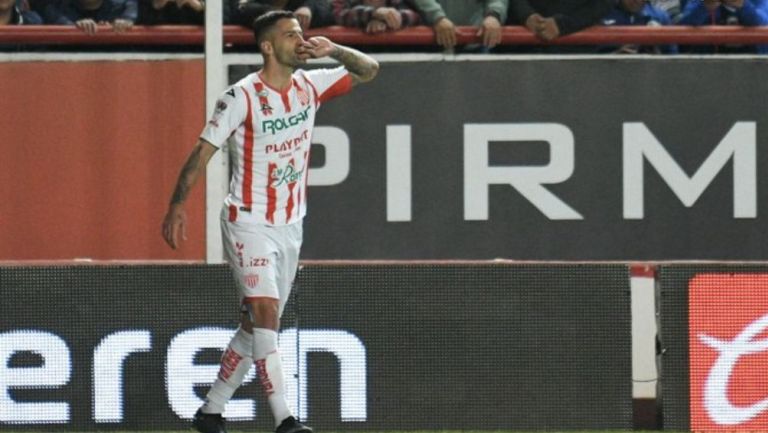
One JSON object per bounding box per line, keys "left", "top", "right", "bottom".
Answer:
{"left": 252, "top": 10, "right": 297, "bottom": 46}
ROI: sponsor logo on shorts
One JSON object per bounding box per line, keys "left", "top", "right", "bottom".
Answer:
{"left": 249, "top": 257, "right": 269, "bottom": 267}
{"left": 235, "top": 242, "right": 245, "bottom": 268}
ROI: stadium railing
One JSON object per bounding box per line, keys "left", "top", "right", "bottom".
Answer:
{"left": 3, "top": 24, "right": 768, "bottom": 46}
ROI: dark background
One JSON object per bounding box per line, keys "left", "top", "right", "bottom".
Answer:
{"left": 235, "top": 58, "right": 768, "bottom": 260}
{"left": 1, "top": 263, "right": 631, "bottom": 430}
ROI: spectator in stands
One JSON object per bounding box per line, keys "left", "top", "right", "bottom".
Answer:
{"left": 651, "top": 0, "right": 683, "bottom": 21}
{"left": 1, "top": 0, "right": 42, "bottom": 24}
{"left": 678, "top": 0, "right": 768, "bottom": 53}
{"left": 139, "top": 0, "right": 231, "bottom": 25}
{"left": 332, "top": 0, "right": 421, "bottom": 34}
{"left": 35, "top": 0, "right": 137, "bottom": 34}
{"left": 600, "top": 0, "right": 678, "bottom": 53}
{"left": 231, "top": 0, "right": 333, "bottom": 30}
{"left": 508, "top": 0, "right": 613, "bottom": 41}
{"left": 410, "top": 0, "right": 508, "bottom": 51}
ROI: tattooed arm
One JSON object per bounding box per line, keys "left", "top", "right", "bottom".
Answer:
{"left": 330, "top": 43, "right": 380, "bottom": 85}
{"left": 298, "top": 37, "right": 379, "bottom": 85}
{"left": 162, "top": 139, "right": 218, "bottom": 249}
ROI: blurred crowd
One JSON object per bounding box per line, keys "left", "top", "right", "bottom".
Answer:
{"left": 2, "top": 0, "right": 768, "bottom": 53}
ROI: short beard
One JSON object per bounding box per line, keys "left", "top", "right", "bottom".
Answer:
{"left": 274, "top": 51, "right": 304, "bottom": 68}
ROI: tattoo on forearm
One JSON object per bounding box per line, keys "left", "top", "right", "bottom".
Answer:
{"left": 330, "top": 45, "right": 377, "bottom": 80}
{"left": 170, "top": 146, "right": 202, "bottom": 205}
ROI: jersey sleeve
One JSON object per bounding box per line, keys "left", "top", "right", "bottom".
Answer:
{"left": 200, "top": 86, "right": 248, "bottom": 148}
{"left": 303, "top": 67, "right": 354, "bottom": 108}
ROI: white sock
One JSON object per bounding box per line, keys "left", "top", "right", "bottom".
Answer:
{"left": 201, "top": 327, "right": 254, "bottom": 414}
{"left": 253, "top": 328, "right": 293, "bottom": 426}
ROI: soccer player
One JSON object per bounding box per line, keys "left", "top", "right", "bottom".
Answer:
{"left": 161, "top": 10, "right": 379, "bottom": 433}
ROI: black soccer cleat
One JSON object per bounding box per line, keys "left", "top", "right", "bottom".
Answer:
{"left": 192, "top": 409, "right": 228, "bottom": 433}
{"left": 275, "top": 416, "right": 313, "bottom": 433}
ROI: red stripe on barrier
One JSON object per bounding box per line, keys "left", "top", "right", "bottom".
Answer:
{"left": 630, "top": 264, "right": 656, "bottom": 278}
{"left": 4, "top": 25, "right": 768, "bottom": 46}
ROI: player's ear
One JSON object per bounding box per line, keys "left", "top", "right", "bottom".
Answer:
{"left": 260, "top": 40, "right": 273, "bottom": 56}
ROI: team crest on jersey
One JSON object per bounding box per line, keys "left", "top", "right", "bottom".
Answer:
{"left": 297, "top": 86, "right": 310, "bottom": 106}
{"left": 243, "top": 273, "right": 259, "bottom": 288}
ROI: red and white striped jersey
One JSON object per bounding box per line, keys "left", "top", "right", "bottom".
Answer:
{"left": 201, "top": 66, "right": 353, "bottom": 226}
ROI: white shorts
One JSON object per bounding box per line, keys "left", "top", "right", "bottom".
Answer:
{"left": 221, "top": 216, "right": 303, "bottom": 317}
